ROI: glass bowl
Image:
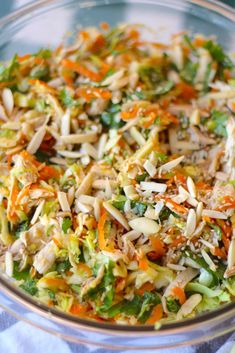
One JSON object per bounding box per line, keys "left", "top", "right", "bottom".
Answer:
{"left": 1, "top": 0, "right": 235, "bottom": 349}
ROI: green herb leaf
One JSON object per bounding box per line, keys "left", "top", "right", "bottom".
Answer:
{"left": 30, "top": 65, "right": 49, "bottom": 80}
{"left": 131, "top": 200, "right": 147, "bottom": 216}
{"left": 101, "top": 103, "right": 124, "bottom": 129}
{"left": 20, "top": 278, "right": 38, "bottom": 295}
{"left": 155, "top": 80, "right": 174, "bottom": 95}
{"left": 138, "top": 292, "right": 161, "bottom": 323}
{"left": 59, "top": 89, "right": 77, "bottom": 107}
{"left": 166, "top": 297, "right": 181, "bottom": 313}
{"left": 203, "top": 40, "right": 234, "bottom": 70}
{"left": 62, "top": 218, "right": 72, "bottom": 234}
{"left": 56, "top": 259, "right": 71, "bottom": 273}
{"left": 136, "top": 173, "right": 148, "bottom": 182}
{"left": 0, "top": 54, "right": 19, "bottom": 83}
{"left": 13, "top": 262, "right": 29, "bottom": 281}
{"left": 138, "top": 65, "right": 163, "bottom": 88}
{"left": 180, "top": 60, "right": 198, "bottom": 84}
{"left": 112, "top": 195, "right": 127, "bottom": 211}
{"left": 208, "top": 223, "right": 222, "bottom": 241}
{"left": 15, "top": 220, "right": 29, "bottom": 238}
{"left": 207, "top": 110, "right": 229, "bottom": 137}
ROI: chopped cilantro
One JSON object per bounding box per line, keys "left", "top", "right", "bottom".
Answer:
{"left": 101, "top": 103, "right": 124, "bottom": 129}
{"left": 180, "top": 60, "right": 198, "bottom": 84}
{"left": 62, "top": 217, "right": 72, "bottom": 234}
{"left": 166, "top": 297, "right": 180, "bottom": 313}
{"left": 13, "top": 262, "right": 30, "bottom": 281}
{"left": 131, "top": 200, "right": 147, "bottom": 216}
{"left": 56, "top": 259, "right": 71, "bottom": 273}
{"left": 203, "top": 40, "right": 234, "bottom": 70}
{"left": 20, "top": 278, "right": 38, "bottom": 296}
{"left": 206, "top": 110, "right": 229, "bottom": 137}
{"left": 15, "top": 220, "right": 29, "bottom": 238}
{"left": 59, "top": 88, "right": 77, "bottom": 107}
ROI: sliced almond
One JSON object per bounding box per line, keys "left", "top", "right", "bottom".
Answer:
{"left": 159, "top": 155, "right": 184, "bottom": 173}
{"left": 143, "top": 159, "right": 157, "bottom": 177}
{"left": 196, "top": 202, "right": 203, "bottom": 223}
{"left": 177, "top": 294, "right": 202, "bottom": 320}
{"left": 184, "top": 209, "right": 196, "bottom": 237}
{"left": 2, "top": 88, "right": 14, "bottom": 116}
{"left": 31, "top": 200, "right": 45, "bottom": 225}
{"left": 57, "top": 191, "right": 71, "bottom": 212}
{"left": 190, "top": 109, "right": 200, "bottom": 125}
{"left": 202, "top": 209, "right": 227, "bottom": 219}
{"left": 61, "top": 132, "right": 97, "bottom": 144}
{"left": 129, "top": 217, "right": 160, "bottom": 235}
{"left": 61, "top": 109, "right": 70, "bottom": 136}
{"left": 140, "top": 181, "right": 167, "bottom": 193}
{"left": 201, "top": 249, "right": 217, "bottom": 271}
{"left": 103, "top": 201, "right": 130, "bottom": 230}
{"left": 187, "top": 176, "right": 197, "bottom": 198}
{"left": 5, "top": 251, "right": 13, "bottom": 277}
{"left": 57, "top": 150, "right": 82, "bottom": 158}
{"left": 76, "top": 172, "right": 93, "bottom": 196}
{"left": 27, "top": 126, "right": 46, "bottom": 155}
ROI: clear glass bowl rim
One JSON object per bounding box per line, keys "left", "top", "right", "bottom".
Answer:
{"left": 0, "top": 0, "right": 235, "bottom": 337}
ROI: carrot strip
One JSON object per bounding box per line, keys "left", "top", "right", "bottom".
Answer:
{"left": 137, "top": 282, "right": 155, "bottom": 295}
{"left": 165, "top": 198, "right": 188, "bottom": 214}
{"left": 146, "top": 304, "right": 163, "bottom": 325}
{"left": 176, "top": 82, "right": 197, "bottom": 100}
{"left": 7, "top": 177, "right": 19, "bottom": 220}
{"left": 172, "top": 287, "right": 186, "bottom": 305}
{"left": 43, "top": 278, "right": 68, "bottom": 291}
{"left": 138, "top": 256, "right": 149, "bottom": 271}
{"left": 98, "top": 208, "right": 107, "bottom": 250}
{"left": 16, "top": 185, "right": 31, "bottom": 205}
{"left": 149, "top": 236, "right": 165, "bottom": 259}
{"left": 76, "top": 87, "right": 112, "bottom": 102}
{"left": 39, "top": 166, "right": 60, "bottom": 180}
{"left": 62, "top": 59, "right": 104, "bottom": 82}
{"left": 77, "top": 263, "right": 92, "bottom": 277}
{"left": 70, "top": 303, "right": 87, "bottom": 315}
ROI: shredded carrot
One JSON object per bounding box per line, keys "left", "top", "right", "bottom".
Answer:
{"left": 97, "top": 208, "right": 114, "bottom": 251}
{"left": 70, "top": 303, "right": 87, "bottom": 315}
{"left": 76, "top": 87, "right": 112, "bottom": 102}
{"left": 149, "top": 236, "right": 165, "bottom": 259}
{"left": 211, "top": 247, "right": 226, "bottom": 260}
{"left": 100, "top": 22, "right": 110, "bottom": 30}
{"left": 77, "top": 263, "right": 92, "bottom": 277}
{"left": 193, "top": 37, "right": 206, "bottom": 48}
{"left": 138, "top": 256, "right": 149, "bottom": 271}
{"left": 43, "top": 278, "right": 69, "bottom": 291}
{"left": 195, "top": 181, "right": 212, "bottom": 190}
{"left": 142, "top": 112, "right": 157, "bottom": 128}
{"left": 137, "top": 282, "right": 155, "bottom": 295}
{"left": 172, "top": 287, "right": 186, "bottom": 305}
{"left": 217, "top": 196, "right": 235, "bottom": 211}
{"left": 146, "top": 304, "right": 163, "bottom": 325}
{"left": 121, "top": 105, "right": 139, "bottom": 121}
{"left": 28, "top": 79, "right": 57, "bottom": 95}
{"left": 17, "top": 54, "right": 31, "bottom": 62}
{"left": 62, "top": 59, "right": 107, "bottom": 82}
{"left": 176, "top": 82, "right": 197, "bottom": 100}
{"left": 39, "top": 166, "right": 60, "bottom": 180}
{"left": 7, "top": 177, "right": 19, "bottom": 220}
{"left": 90, "top": 34, "right": 106, "bottom": 53}
{"left": 165, "top": 198, "right": 188, "bottom": 214}
{"left": 169, "top": 235, "right": 186, "bottom": 248}
{"left": 52, "top": 237, "right": 62, "bottom": 248}
{"left": 16, "top": 185, "right": 31, "bottom": 205}
{"left": 116, "top": 278, "right": 126, "bottom": 293}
